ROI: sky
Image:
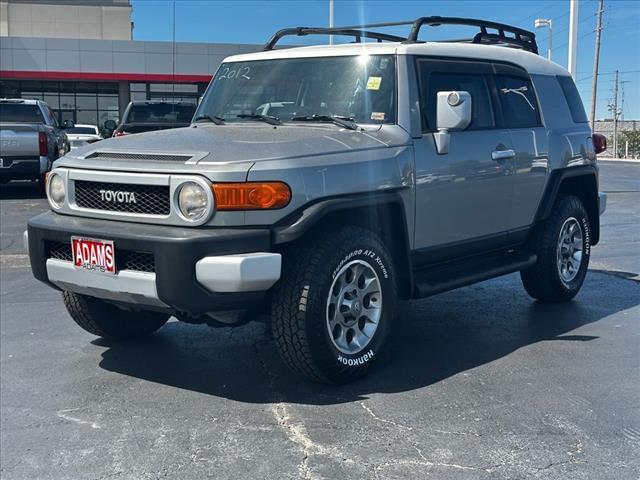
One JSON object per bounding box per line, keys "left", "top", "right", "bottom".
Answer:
{"left": 130, "top": 0, "right": 640, "bottom": 119}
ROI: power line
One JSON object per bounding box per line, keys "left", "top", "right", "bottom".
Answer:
{"left": 576, "top": 70, "right": 640, "bottom": 83}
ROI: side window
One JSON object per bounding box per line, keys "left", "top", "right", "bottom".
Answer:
{"left": 47, "top": 107, "right": 59, "bottom": 127}
{"left": 496, "top": 75, "right": 540, "bottom": 128}
{"left": 419, "top": 69, "right": 495, "bottom": 131}
{"left": 557, "top": 75, "right": 588, "bottom": 123}
{"left": 40, "top": 105, "right": 56, "bottom": 126}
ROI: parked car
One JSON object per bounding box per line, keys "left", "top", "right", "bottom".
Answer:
{"left": 111, "top": 101, "right": 197, "bottom": 137}
{"left": 27, "top": 17, "right": 608, "bottom": 383}
{"left": 65, "top": 124, "right": 103, "bottom": 151}
{"left": 0, "top": 98, "right": 70, "bottom": 186}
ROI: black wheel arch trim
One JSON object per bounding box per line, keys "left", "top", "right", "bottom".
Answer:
{"left": 534, "top": 165, "right": 600, "bottom": 245}
{"left": 271, "top": 189, "right": 415, "bottom": 298}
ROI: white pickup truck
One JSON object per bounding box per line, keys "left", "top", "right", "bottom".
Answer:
{"left": 0, "top": 98, "right": 70, "bottom": 186}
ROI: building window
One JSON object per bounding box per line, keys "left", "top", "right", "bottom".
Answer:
{"left": 0, "top": 80, "right": 120, "bottom": 134}
{"left": 130, "top": 82, "right": 208, "bottom": 104}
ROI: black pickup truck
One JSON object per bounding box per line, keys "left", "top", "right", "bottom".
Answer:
{"left": 110, "top": 101, "right": 197, "bottom": 137}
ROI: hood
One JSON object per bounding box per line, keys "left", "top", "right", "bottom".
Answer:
{"left": 55, "top": 123, "right": 411, "bottom": 181}
{"left": 69, "top": 123, "right": 409, "bottom": 162}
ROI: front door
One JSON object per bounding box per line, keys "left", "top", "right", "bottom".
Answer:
{"left": 412, "top": 58, "right": 516, "bottom": 262}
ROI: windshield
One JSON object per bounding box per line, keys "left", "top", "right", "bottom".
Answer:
{"left": 0, "top": 103, "right": 44, "bottom": 123}
{"left": 125, "top": 104, "right": 196, "bottom": 124}
{"left": 196, "top": 55, "right": 396, "bottom": 125}
{"left": 66, "top": 127, "right": 97, "bottom": 135}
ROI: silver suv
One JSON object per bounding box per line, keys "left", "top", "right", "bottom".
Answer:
{"left": 27, "top": 17, "right": 608, "bottom": 383}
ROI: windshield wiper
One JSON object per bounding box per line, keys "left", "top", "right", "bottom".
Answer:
{"left": 193, "top": 114, "right": 225, "bottom": 125}
{"left": 290, "top": 114, "right": 360, "bottom": 131}
{"left": 236, "top": 114, "right": 281, "bottom": 126}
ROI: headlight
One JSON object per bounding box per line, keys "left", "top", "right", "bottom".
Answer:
{"left": 47, "top": 173, "right": 66, "bottom": 208}
{"left": 177, "top": 182, "right": 209, "bottom": 221}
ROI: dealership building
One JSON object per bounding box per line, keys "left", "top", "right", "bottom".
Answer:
{"left": 0, "top": 0, "right": 258, "bottom": 129}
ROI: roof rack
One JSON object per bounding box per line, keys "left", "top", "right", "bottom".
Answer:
{"left": 263, "top": 26, "right": 408, "bottom": 51}
{"left": 262, "top": 16, "right": 538, "bottom": 54}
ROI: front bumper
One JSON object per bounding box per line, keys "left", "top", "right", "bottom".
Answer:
{"left": 598, "top": 191, "right": 607, "bottom": 216}
{"left": 27, "top": 212, "right": 281, "bottom": 314}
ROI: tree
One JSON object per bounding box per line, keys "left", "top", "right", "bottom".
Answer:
{"left": 619, "top": 130, "right": 640, "bottom": 158}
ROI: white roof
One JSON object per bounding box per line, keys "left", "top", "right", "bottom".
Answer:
{"left": 224, "top": 41, "right": 569, "bottom": 76}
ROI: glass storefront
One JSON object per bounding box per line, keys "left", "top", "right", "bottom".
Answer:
{"left": 0, "top": 80, "right": 120, "bottom": 130}
{"left": 0, "top": 79, "right": 209, "bottom": 132}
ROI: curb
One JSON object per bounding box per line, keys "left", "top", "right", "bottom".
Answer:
{"left": 598, "top": 158, "right": 640, "bottom": 164}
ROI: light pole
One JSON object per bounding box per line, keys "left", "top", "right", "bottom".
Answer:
{"left": 329, "top": 0, "right": 334, "bottom": 45}
{"left": 534, "top": 18, "right": 553, "bottom": 61}
{"left": 568, "top": 0, "right": 579, "bottom": 79}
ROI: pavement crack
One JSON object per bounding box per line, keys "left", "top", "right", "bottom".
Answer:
{"left": 359, "top": 401, "right": 412, "bottom": 431}
{"left": 431, "top": 428, "right": 482, "bottom": 437}
{"left": 253, "top": 338, "right": 352, "bottom": 479}
{"left": 56, "top": 407, "right": 100, "bottom": 429}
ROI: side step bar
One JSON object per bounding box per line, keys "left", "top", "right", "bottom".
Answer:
{"left": 413, "top": 251, "right": 537, "bottom": 298}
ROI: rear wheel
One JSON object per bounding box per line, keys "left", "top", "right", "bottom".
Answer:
{"left": 521, "top": 195, "right": 591, "bottom": 302}
{"left": 271, "top": 226, "right": 397, "bottom": 383}
{"left": 63, "top": 292, "right": 169, "bottom": 340}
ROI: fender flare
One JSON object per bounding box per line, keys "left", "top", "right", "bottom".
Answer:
{"left": 271, "top": 190, "right": 414, "bottom": 298}
{"left": 535, "top": 165, "right": 600, "bottom": 245}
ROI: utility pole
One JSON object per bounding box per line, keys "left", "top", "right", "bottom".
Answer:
{"left": 613, "top": 70, "right": 619, "bottom": 158}
{"left": 329, "top": 0, "right": 334, "bottom": 45}
{"left": 589, "top": 0, "right": 604, "bottom": 129}
{"left": 568, "top": 0, "right": 579, "bottom": 79}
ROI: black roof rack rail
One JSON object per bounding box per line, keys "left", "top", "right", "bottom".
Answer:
{"left": 263, "top": 27, "right": 407, "bottom": 51}
{"left": 262, "top": 16, "right": 538, "bottom": 55}
{"left": 405, "top": 16, "right": 538, "bottom": 54}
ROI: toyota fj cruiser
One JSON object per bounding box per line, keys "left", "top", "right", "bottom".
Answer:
{"left": 27, "top": 17, "right": 608, "bottom": 383}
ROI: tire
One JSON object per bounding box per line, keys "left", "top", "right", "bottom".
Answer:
{"left": 63, "top": 291, "right": 169, "bottom": 340}
{"left": 521, "top": 194, "right": 591, "bottom": 302}
{"left": 271, "top": 226, "right": 397, "bottom": 383}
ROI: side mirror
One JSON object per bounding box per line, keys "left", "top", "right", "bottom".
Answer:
{"left": 103, "top": 120, "right": 117, "bottom": 131}
{"left": 434, "top": 91, "right": 472, "bottom": 155}
{"left": 62, "top": 119, "right": 75, "bottom": 129}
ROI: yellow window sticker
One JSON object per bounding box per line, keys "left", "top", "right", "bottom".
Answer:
{"left": 366, "top": 77, "right": 382, "bottom": 90}
{"left": 371, "top": 112, "right": 386, "bottom": 121}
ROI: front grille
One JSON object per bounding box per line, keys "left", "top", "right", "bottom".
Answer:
{"left": 85, "top": 152, "right": 191, "bottom": 162}
{"left": 74, "top": 180, "right": 170, "bottom": 215}
{"left": 46, "top": 241, "right": 155, "bottom": 273}
{"left": 48, "top": 241, "right": 73, "bottom": 262}
{"left": 121, "top": 251, "right": 155, "bottom": 273}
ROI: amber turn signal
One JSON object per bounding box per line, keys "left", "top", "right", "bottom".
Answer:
{"left": 212, "top": 182, "right": 291, "bottom": 210}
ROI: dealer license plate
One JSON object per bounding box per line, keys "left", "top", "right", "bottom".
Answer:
{"left": 71, "top": 237, "right": 116, "bottom": 274}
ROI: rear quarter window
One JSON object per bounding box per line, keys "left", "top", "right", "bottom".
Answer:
{"left": 0, "top": 103, "right": 44, "bottom": 123}
{"left": 496, "top": 76, "right": 541, "bottom": 128}
{"left": 557, "top": 75, "right": 588, "bottom": 123}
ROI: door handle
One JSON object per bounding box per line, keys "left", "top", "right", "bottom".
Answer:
{"left": 492, "top": 149, "right": 516, "bottom": 161}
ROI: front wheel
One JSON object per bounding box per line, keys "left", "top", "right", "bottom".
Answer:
{"left": 271, "top": 226, "right": 397, "bottom": 383}
{"left": 63, "top": 292, "right": 170, "bottom": 340}
{"left": 521, "top": 195, "right": 591, "bottom": 302}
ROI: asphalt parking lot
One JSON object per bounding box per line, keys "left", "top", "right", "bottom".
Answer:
{"left": 1, "top": 162, "right": 638, "bottom": 480}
